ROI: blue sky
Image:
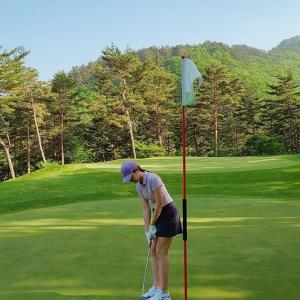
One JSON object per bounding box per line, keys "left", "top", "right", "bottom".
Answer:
{"left": 1, "top": 0, "right": 300, "bottom": 81}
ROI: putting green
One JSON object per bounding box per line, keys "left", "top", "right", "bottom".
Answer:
{"left": 0, "top": 155, "right": 299, "bottom": 299}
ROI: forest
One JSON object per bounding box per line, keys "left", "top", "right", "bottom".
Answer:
{"left": 1, "top": 36, "right": 300, "bottom": 181}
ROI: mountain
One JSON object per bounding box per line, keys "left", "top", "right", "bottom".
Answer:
{"left": 69, "top": 36, "right": 300, "bottom": 96}
{"left": 272, "top": 36, "right": 300, "bottom": 52}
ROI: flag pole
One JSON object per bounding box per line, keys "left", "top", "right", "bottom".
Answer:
{"left": 181, "top": 55, "right": 202, "bottom": 300}
{"left": 181, "top": 55, "right": 188, "bottom": 300}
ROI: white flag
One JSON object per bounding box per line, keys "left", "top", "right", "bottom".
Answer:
{"left": 182, "top": 58, "right": 203, "bottom": 106}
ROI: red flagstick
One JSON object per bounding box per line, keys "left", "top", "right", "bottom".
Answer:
{"left": 182, "top": 104, "right": 188, "bottom": 300}
{"left": 181, "top": 54, "right": 202, "bottom": 300}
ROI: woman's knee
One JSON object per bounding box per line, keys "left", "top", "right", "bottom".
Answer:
{"left": 151, "top": 247, "right": 157, "bottom": 256}
{"left": 156, "top": 237, "right": 172, "bottom": 258}
{"left": 151, "top": 241, "right": 158, "bottom": 256}
{"left": 156, "top": 248, "right": 168, "bottom": 259}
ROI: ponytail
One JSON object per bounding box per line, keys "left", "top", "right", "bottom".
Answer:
{"left": 137, "top": 165, "right": 149, "bottom": 172}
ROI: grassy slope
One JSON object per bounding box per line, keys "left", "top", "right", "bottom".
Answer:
{"left": 0, "top": 155, "right": 299, "bottom": 300}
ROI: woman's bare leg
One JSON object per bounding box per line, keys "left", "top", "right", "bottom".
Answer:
{"left": 156, "top": 237, "right": 173, "bottom": 292}
{"left": 150, "top": 237, "right": 160, "bottom": 287}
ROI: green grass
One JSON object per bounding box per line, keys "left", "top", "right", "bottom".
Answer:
{"left": 0, "top": 155, "right": 300, "bottom": 299}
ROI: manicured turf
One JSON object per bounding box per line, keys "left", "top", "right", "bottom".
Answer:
{"left": 0, "top": 155, "right": 299, "bottom": 299}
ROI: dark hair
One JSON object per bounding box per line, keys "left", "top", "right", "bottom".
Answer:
{"left": 137, "top": 165, "right": 149, "bottom": 172}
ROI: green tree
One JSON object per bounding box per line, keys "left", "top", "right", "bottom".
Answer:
{"left": 264, "top": 73, "right": 300, "bottom": 153}
{"left": 102, "top": 45, "right": 144, "bottom": 159}
{"left": 200, "top": 62, "right": 232, "bottom": 156}
{"left": 220, "top": 78, "right": 246, "bottom": 155}
{"left": 239, "top": 91, "right": 261, "bottom": 135}
{"left": 137, "top": 60, "right": 177, "bottom": 147}
{"left": 22, "top": 68, "right": 51, "bottom": 167}
{"left": 244, "top": 133, "right": 284, "bottom": 155}
{"left": 0, "top": 47, "right": 28, "bottom": 179}
{"left": 52, "top": 71, "right": 74, "bottom": 165}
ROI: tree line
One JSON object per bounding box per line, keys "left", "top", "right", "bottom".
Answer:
{"left": 1, "top": 44, "right": 300, "bottom": 181}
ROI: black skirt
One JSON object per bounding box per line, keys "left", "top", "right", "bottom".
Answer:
{"left": 154, "top": 202, "right": 183, "bottom": 237}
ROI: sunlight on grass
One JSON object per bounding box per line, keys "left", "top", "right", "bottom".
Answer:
{"left": 191, "top": 287, "right": 253, "bottom": 299}
{"left": 172, "top": 286, "right": 253, "bottom": 299}
{"left": 189, "top": 216, "right": 298, "bottom": 223}
{"left": 0, "top": 217, "right": 143, "bottom": 235}
{"left": 249, "top": 158, "right": 280, "bottom": 163}
{"left": 5, "top": 286, "right": 252, "bottom": 299}
{"left": 0, "top": 218, "right": 143, "bottom": 227}
{"left": 83, "top": 155, "right": 300, "bottom": 174}
{"left": 13, "top": 279, "right": 82, "bottom": 288}
{"left": 0, "top": 288, "right": 137, "bottom": 298}
{"left": 189, "top": 217, "right": 262, "bottom": 223}
{"left": 194, "top": 274, "right": 246, "bottom": 280}
{"left": 0, "top": 226, "right": 98, "bottom": 234}
{"left": 188, "top": 216, "right": 300, "bottom": 230}
{"left": 57, "top": 288, "right": 136, "bottom": 297}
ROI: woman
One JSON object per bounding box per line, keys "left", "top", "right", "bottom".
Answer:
{"left": 121, "top": 160, "right": 182, "bottom": 300}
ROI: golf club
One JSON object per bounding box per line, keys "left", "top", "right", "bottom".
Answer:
{"left": 141, "top": 246, "right": 151, "bottom": 298}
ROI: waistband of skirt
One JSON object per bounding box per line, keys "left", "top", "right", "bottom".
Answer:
{"left": 163, "top": 201, "right": 174, "bottom": 209}
{"left": 153, "top": 201, "right": 175, "bottom": 212}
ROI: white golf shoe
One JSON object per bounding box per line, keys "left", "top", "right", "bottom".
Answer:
{"left": 148, "top": 289, "right": 171, "bottom": 300}
{"left": 140, "top": 286, "right": 159, "bottom": 299}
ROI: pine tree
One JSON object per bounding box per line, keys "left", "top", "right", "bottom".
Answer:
{"left": 0, "top": 47, "right": 28, "bottom": 179}
{"left": 102, "top": 45, "right": 144, "bottom": 159}
{"left": 264, "top": 73, "right": 300, "bottom": 153}
{"left": 22, "top": 68, "right": 51, "bottom": 166}
{"left": 52, "top": 71, "right": 74, "bottom": 165}
{"left": 239, "top": 91, "right": 261, "bottom": 135}
{"left": 221, "top": 78, "right": 246, "bottom": 155}
{"left": 200, "top": 62, "right": 232, "bottom": 156}
{"left": 137, "top": 60, "right": 177, "bottom": 147}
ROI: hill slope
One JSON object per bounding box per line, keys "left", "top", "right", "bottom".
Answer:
{"left": 69, "top": 36, "right": 300, "bottom": 97}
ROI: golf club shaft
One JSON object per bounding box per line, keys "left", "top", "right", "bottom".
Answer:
{"left": 141, "top": 247, "right": 151, "bottom": 295}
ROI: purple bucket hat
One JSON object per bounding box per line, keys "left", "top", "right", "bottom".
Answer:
{"left": 120, "top": 160, "right": 138, "bottom": 183}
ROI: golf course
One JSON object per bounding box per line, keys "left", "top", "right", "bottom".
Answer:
{"left": 0, "top": 155, "right": 299, "bottom": 300}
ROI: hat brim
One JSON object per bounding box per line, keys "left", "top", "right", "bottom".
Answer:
{"left": 122, "top": 173, "right": 133, "bottom": 183}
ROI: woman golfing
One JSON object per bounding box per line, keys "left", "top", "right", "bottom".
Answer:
{"left": 121, "top": 160, "right": 182, "bottom": 300}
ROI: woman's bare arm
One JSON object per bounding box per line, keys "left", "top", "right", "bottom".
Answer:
{"left": 141, "top": 196, "right": 151, "bottom": 230}
{"left": 150, "top": 186, "right": 163, "bottom": 225}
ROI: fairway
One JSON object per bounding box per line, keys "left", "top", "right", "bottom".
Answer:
{"left": 0, "top": 155, "right": 300, "bottom": 300}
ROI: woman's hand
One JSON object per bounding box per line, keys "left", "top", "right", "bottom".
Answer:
{"left": 145, "top": 225, "right": 157, "bottom": 246}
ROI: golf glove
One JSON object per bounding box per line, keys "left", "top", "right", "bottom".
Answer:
{"left": 145, "top": 225, "right": 157, "bottom": 243}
